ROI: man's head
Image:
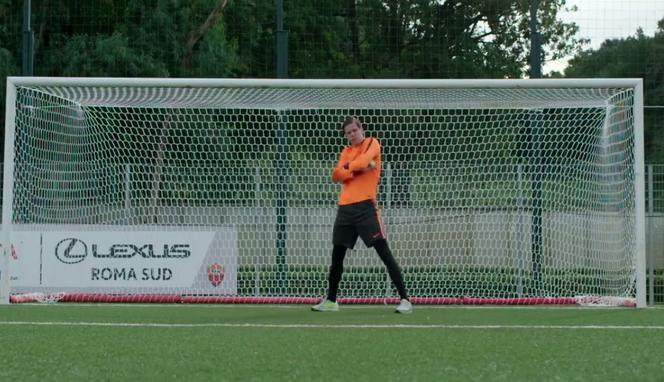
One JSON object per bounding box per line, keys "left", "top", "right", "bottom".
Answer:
{"left": 342, "top": 116, "right": 365, "bottom": 146}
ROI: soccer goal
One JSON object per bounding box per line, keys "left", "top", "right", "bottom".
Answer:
{"left": 1, "top": 77, "right": 645, "bottom": 307}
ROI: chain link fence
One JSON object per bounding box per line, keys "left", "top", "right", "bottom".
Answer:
{"left": 646, "top": 165, "right": 664, "bottom": 304}
{"left": 1, "top": 162, "right": 663, "bottom": 303}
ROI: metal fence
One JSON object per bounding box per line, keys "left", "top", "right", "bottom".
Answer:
{"left": 646, "top": 165, "right": 664, "bottom": 304}
{"left": 1, "top": 162, "right": 664, "bottom": 303}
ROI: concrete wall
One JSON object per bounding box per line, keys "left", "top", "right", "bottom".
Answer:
{"left": 110, "top": 206, "right": 659, "bottom": 270}
{"left": 8, "top": 204, "right": 660, "bottom": 270}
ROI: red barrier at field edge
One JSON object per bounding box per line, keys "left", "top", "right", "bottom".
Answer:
{"left": 9, "top": 294, "right": 634, "bottom": 306}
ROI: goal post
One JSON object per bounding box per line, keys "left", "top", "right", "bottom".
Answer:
{"left": 1, "top": 77, "right": 646, "bottom": 307}
{"left": 1, "top": 79, "right": 17, "bottom": 306}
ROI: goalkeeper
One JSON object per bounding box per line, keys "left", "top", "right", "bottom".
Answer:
{"left": 312, "top": 116, "right": 412, "bottom": 314}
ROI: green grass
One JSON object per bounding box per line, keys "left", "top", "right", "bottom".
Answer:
{"left": 1, "top": 304, "right": 664, "bottom": 381}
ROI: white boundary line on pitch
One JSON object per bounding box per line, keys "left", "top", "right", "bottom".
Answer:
{"left": 2, "top": 321, "right": 664, "bottom": 330}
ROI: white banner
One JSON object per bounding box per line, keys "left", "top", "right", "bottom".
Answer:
{"left": 7, "top": 225, "right": 237, "bottom": 294}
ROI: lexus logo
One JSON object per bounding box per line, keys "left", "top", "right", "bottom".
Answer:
{"left": 55, "top": 238, "right": 88, "bottom": 264}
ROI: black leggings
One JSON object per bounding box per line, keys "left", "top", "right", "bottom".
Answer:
{"left": 326, "top": 239, "right": 409, "bottom": 302}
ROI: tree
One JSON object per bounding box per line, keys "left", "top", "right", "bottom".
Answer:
{"left": 565, "top": 20, "right": 664, "bottom": 162}
{"left": 0, "top": 0, "right": 587, "bottom": 145}
{"left": 221, "top": 0, "right": 585, "bottom": 79}
{"left": 122, "top": 0, "right": 241, "bottom": 77}
{"left": 338, "top": 0, "right": 585, "bottom": 78}
{"left": 0, "top": 0, "right": 241, "bottom": 78}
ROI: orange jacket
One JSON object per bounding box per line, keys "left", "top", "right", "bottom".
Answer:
{"left": 331, "top": 137, "right": 381, "bottom": 205}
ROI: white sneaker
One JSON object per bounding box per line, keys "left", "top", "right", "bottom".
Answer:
{"left": 311, "top": 298, "right": 339, "bottom": 312}
{"left": 395, "top": 299, "right": 412, "bottom": 314}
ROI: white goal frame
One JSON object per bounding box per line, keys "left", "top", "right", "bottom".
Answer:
{"left": 1, "top": 77, "right": 646, "bottom": 307}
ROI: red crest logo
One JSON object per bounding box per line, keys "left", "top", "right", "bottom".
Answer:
{"left": 207, "top": 263, "right": 225, "bottom": 287}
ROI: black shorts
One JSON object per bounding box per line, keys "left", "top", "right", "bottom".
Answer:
{"left": 332, "top": 200, "right": 386, "bottom": 249}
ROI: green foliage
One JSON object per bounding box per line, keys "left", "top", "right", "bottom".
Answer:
{"left": 0, "top": 47, "right": 16, "bottom": 77}
{"left": 0, "top": 0, "right": 584, "bottom": 80}
{"left": 0, "top": 0, "right": 588, "bottom": 140}
{"left": 0, "top": 46, "right": 17, "bottom": 88}
{"left": 193, "top": 22, "right": 242, "bottom": 77}
{"left": 280, "top": 0, "right": 585, "bottom": 79}
{"left": 122, "top": 0, "right": 242, "bottom": 77}
{"left": 565, "top": 22, "right": 664, "bottom": 162}
{"left": 43, "top": 33, "right": 169, "bottom": 77}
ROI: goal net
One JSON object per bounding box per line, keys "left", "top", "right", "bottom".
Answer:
{"left": 1, "top": 78, "right": 645, "bottom": 307}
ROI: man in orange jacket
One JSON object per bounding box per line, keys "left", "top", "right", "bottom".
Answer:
{"left": 312, "top": 116, "right": 412, "bottom": 314}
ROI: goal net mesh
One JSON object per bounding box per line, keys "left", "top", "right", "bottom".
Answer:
{"left": 6, "top": 82, "right": 638, "bottom": 305}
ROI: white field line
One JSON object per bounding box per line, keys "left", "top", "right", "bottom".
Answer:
{"left": 1, "top": 321, "right": 664, "bottom": 330}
